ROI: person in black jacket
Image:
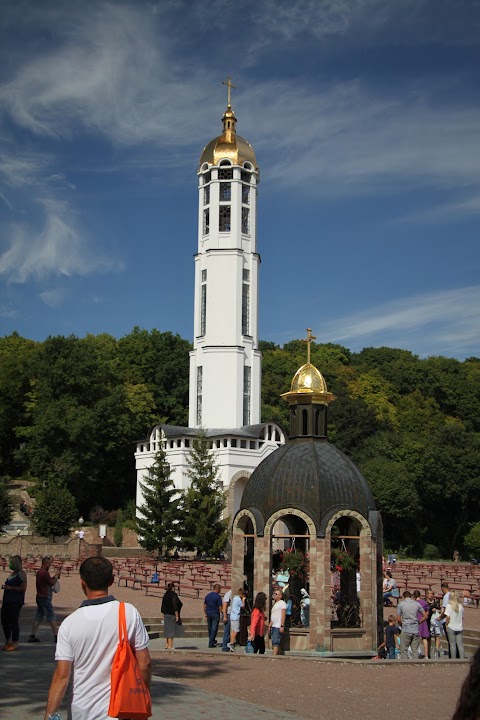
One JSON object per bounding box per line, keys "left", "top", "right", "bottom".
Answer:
{"left": 161, "top": 583, "right": 184, "bottom": 650}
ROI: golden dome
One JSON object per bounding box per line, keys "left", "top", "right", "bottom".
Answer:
{"left": 291, "top": 363, "right": 328, "bottom": 394}
{"left": 198, "top": 103, "right": 257, "bottom": 170}
{"left": 281, "top": 362, "right": 336, "bottom": 405}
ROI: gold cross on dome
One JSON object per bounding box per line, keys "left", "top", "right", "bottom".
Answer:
{"left": 302, "top": 328, "right": 317, "bottom": 364}
{"left": 222, "top": 76, "right": 237, "bottom": 106}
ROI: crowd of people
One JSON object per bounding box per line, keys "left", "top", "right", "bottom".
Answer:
{"left": 1, "top": 558, "right": 477, "bottom": 719}
{"left": 380, "top": 572, "right": 465, "bottom": 660}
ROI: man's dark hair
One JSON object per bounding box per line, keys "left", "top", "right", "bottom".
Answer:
{"left": 403, "top": 590, "right": 411, "bottom": 598}
{"left": 80, "top": 557, "right": 114, "bottom": 590}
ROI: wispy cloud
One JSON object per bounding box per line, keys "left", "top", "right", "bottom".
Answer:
{"left": 0, "top": 197, "right": 124, "bottom": 283}
{"left": 1, "top": 2, "right": 479, "bottom": 212}
{"left": 320, "top": 286, "right": 480, "bottom": 357}
{"left": 39, "top": 287, "right": 68, "bottom": 308}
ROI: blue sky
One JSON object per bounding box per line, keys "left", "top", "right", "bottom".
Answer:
{"left": 0, "top": 0, "right": 479, "bottom": 359}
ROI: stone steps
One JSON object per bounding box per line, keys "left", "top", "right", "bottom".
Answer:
{"left": 144, "top": 617, "right": 208, "bottom": 640}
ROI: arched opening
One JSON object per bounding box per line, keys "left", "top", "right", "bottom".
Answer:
{"left": 302, "top": 409, "right": 308, "bottom": 435}
{"left": 235, "top": 512, "right": 256, "bottom": 613}
{"left": 330, "top": 515, "right": 362, "bottom": 628}
{"left": 271, "top": 514, "right": 310, "bottom": 629}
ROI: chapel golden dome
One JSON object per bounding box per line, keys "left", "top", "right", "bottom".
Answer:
{"left": 281, "top": 330, "right": 336, "bottom": 406}
{"left": 198, "top": 78, "right": 257, "bottom": 170}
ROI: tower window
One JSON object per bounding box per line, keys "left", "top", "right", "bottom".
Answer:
{"left": 242, "top": 283, "right": 250, "bottom": 335}
{"left": 204, "top": 185, "right": 210, "bottom": 205}
{"left": 242, "top": 184, "right": 250, "bottom": 204}
{"left": 219, "top": 205, "right": 231, "bottom": 232}
{"left": 196, "top": 367, "right": 203, "bottom": 426}
{"left": 243, "top": 269, "right": 250, "bottom": 282}
{"left": 219, "top": 167, "right": 233, "bottom": 180}
{"left": 242, "top": 207, "right": 250, "bottom": 234}
{"left": 241, "top": 170, "right": 251, "bottom": 183}
{"left": 201, "top": 269, "right": 207, "bottom": 282}
{"left": 302, "top": 409, "right": 308, "bottom": 435}
{"left": 202, "top": 171, "right": 211, "bottom": 184}
{"left": 203, "top": 209, "right": 209, "bottom": 235}
{"left": 243, "top": 366, "right": 251, "bottom": 426}
{"left": 200, "top": 283, "right": 207, "bottom": 335}
{"left": 220, "top": 182, "right": 231, "bottom": 201}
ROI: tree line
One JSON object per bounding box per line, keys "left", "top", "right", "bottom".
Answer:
{"left": 0, "top": 329, "right": 479, "bottom": 557}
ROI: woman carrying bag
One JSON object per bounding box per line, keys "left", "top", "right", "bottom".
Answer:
{"left": 161, "top": 583, "right": 184, "bottom": 650}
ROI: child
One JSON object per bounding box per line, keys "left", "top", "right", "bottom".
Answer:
{"left": 430, "top": 607, "right": 443, "bottom": 659}
{"left": 377, "top": 615, "right": 400, "bottom": 659}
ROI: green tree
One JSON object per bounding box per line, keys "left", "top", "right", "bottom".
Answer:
{"left": 136, "top": 449, "right": 182, "bottom": 556}
{"left": 464, "top": 523, "right": 480, "bottom": 557}
{"left": 33, "top": 478, "right": 77, "bottom": 541}
{"left": 182, "top": 430, "right": 228, "bottom": 555}
{"left": 114, "top": 509, "right": 123, "bottom": 547}
{"left": 0, "top": 478, "right": 14, "bottom": 532}
{"left": 0, "top": 332, "right": 38, "bottom": 475}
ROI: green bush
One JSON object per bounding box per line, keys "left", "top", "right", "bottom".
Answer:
{"left": 423, "top": 544, "right": 441, "bottom": 560}
{"left": 464, "top": 523, "right": 480, "bottom": 557}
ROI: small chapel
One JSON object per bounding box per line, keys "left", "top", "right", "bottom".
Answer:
{"left": 135, "top": 79, "right": 285, "bottom": 518}
{"left": 231, "top": 337, "right": 383, "bottom": 653}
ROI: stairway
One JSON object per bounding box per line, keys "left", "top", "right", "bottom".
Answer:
{"left": 143, "top": 617, "right": 207, "bottom": 640}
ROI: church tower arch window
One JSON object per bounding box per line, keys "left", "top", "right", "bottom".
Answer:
{"left": 200, "top": 278, "right": 207, "bottom": 335}
{"left": 242, "top": 269, "right": 250, "bottom": 335}
{"left": 302, "top": 409, "right": 308, "bottom": 435}
{"left": 196, "top": 366, "right": 203, "bottom": 426}
{"left": 219, "top": 205, "right": 231, "bottom": 232}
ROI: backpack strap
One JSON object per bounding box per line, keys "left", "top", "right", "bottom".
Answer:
{"left": 118, "top": 601, "right": 127, "bottom": 643}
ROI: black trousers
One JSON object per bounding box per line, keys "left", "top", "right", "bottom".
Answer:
{"left": 253, "top": 635, "right": 265, "bottom": 654}
{"left": 1, "top": 602, "right": 23, "bottom": 643}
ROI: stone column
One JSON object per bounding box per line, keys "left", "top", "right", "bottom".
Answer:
{"left": 359, "top": 533, "right": 375, "bottom": 649}
{"left": 254, "top": 535, "right": 271, "bottom": 599}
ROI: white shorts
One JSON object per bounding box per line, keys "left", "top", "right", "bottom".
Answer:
{"left": 230, "top": 619, "right": 240, "bottom": 633}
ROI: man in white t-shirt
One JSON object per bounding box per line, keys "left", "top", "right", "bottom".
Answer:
{"left": 44, "top": 557, "right": 151, "bottom": 720}
{"left": 269, "top": 588, "right": 287, "bottom": 656}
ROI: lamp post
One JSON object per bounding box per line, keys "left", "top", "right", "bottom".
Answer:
{"left": 16, "top": 528, "right": 22, "bottom": 558}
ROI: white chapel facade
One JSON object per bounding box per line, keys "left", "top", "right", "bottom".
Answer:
{"left": 135, "top": 83, "right": 285, "bottom": 518}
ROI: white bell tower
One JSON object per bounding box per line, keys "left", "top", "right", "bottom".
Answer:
{"left": 189, "top": 79, "right": 261, "bottom": 429}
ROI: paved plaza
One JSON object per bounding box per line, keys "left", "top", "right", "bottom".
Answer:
{"left": 0, "top": 568, "right": 475, "bottom": 719}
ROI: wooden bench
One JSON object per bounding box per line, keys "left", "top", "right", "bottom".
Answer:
{"left": 118, "top": 575, "right": 144, "bottom": 589}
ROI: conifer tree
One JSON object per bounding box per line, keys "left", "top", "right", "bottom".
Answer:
{"left": 33, "top": 478, "right": 77, "bottom": 541}
{"left": 182, "top": 430, "right": 228, "bottom": 556}
{"left": 136, "top": 448, "right": 181, "bottom": 557}
{"left": 114, "top": 509, "right": 123, "bottom": 547}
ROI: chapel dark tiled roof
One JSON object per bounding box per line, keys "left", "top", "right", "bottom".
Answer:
{"left": 240, "top": 437, "right": 376, "bottom": 536}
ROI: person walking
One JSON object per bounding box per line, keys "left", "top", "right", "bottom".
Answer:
{"left": 161, "top": 582, "right": 184, "bottom": 650}
{"left": 397, "top": 590, "right": 428, "bottom": 659}
{"left": 1, "top": 555, "right": 27, "bottom": 651}
{"left": 44, "top": 556, "right": 151, "bottom": 720}
{"left": 248, "top": 592, "right": 267, "bottom": 654}
{"left": 269, "top": 588, "right": 287, "bottom": 657}
{"left": 221, "top": 588, "right": 232, "bottom": 652}
{"left": 445, "top": 590, "right": 465, "bottom": 659}
{"left": 228, "top": 587, "right": 245, "bottom": 651}
{"left": 29, "top": 555, "right": 61, "bottom": 643}
{"left": 204, "top": 583, "right": 222, "bottom": 648}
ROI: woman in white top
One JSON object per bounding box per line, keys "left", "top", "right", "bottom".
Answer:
{"left": 445, "top": 589, "right": 464, "bottom": 659}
